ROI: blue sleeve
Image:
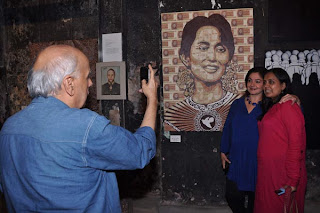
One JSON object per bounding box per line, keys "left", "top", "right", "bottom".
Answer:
{"left": 220, "top": 99, "right": 238, "bottom": 154}
{"left": 84, "top": 115, "right": 156, "bottom": 170}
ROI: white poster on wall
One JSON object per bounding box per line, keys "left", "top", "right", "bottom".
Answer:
{"left": 102, "top": 33, "right": 122, "bottom": 62}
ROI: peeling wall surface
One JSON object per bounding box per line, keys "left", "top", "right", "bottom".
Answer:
{"left": 0, "top": 0, "right": 320, "bottom": 210}
{"left": 2, "top": 0, "right": 99, "bottom": 115}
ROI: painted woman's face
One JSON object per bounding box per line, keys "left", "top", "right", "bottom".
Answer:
{"left": 189, "top": 26, "right": 230, "bottom": 83}
{"left": 247, "top": 72, "right": 264, "bottom": 96}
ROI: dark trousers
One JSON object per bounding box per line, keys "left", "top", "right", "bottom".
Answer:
{"left": 225, "top": 178, "right": 255, "bottom": 213}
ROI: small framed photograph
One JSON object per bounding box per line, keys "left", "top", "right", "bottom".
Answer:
{"left": 96, "top": 61, "right": 126, "bottom": 100}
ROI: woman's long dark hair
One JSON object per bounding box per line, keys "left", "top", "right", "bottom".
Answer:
{"left": 258, "top": 68, "right": 293, "bottom": 121}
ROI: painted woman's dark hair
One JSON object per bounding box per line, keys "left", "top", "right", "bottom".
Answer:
{"left": 179, "top": 14, "right": 235, "bottom": 61}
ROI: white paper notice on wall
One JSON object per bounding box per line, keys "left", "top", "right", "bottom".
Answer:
{"left": 102, "top": 33, "right": 122, "bottom": 62}
{"left": 170, "top": 135, "right": 181, "bottom": 143}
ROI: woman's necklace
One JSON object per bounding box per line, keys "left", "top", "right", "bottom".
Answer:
{"left": 246, "top": 96, "right": 261, "bottom": 106}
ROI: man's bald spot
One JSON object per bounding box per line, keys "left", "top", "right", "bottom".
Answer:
{"left": 33, "top": 45, "right": 83, "bottom": 71}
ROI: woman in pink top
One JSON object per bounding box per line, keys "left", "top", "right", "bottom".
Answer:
{"left": 254, "top": 68, "right": 307, "bottom": 213}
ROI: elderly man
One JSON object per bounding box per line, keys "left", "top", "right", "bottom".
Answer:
{"left": 0, "top": 45, "right": 158, "bottom": 212}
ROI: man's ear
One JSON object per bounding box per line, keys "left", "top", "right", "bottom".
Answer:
{"left": 180, "top": 54, "right": 191, "bottom": 67}
{"left": 63, "top": 76, "right": 75, "bottom": 96}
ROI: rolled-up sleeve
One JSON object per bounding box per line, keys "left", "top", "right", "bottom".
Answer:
{"left": 84, "top": 115, "right": 156, "bottom": 170}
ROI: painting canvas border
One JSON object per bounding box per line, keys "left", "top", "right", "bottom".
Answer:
{"left": 96, "top": 61, "right": 126, "bottom": 100}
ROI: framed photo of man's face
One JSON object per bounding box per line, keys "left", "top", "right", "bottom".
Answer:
{"left": 96, "top": 61, "right": 126, "bottom": 100}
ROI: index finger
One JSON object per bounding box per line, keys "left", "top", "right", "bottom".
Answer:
{"left": 148, "top": 64, "right": 155, "bottom": 81}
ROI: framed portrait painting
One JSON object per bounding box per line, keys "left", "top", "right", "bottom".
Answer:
{"left": 162, "top": 9, "right": 254, "bottom": 132}
{"left": 96, "top": 61, "right": 126, "bottom": 100}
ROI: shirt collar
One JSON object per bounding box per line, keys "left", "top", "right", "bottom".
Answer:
{"left": 31, "top": 96, "right": 70, "bottom": 108}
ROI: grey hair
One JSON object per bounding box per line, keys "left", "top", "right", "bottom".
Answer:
{"left": 27, "top": 53, "right": 79, "bottom": 98}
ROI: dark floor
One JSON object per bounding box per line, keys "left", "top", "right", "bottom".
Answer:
{"left": 130, "top": 192, "right": 320, "bottom": 213}
{"left": 1, "top": 192, "right": 319, "bottom": 212}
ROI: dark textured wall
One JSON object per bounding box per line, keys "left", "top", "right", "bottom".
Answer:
{"left": 99, "top": 0, "right": 162, "bottom": 198}
{"left": 1, "top": 0, "right": 99, "bottom": 115}
{"left": 0, "top": 0, "right": 320, "bottom": 211}
{"left": 0, "top": 0, "right": 9, "bottom": 130}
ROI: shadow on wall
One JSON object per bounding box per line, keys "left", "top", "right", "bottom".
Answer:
{"left": 117, "top": 159, "right": 160, "bottom": 199}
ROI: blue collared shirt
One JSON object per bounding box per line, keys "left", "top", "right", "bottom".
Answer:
{"left": 0, "top": 96, "right": 156, "bottom": 212}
